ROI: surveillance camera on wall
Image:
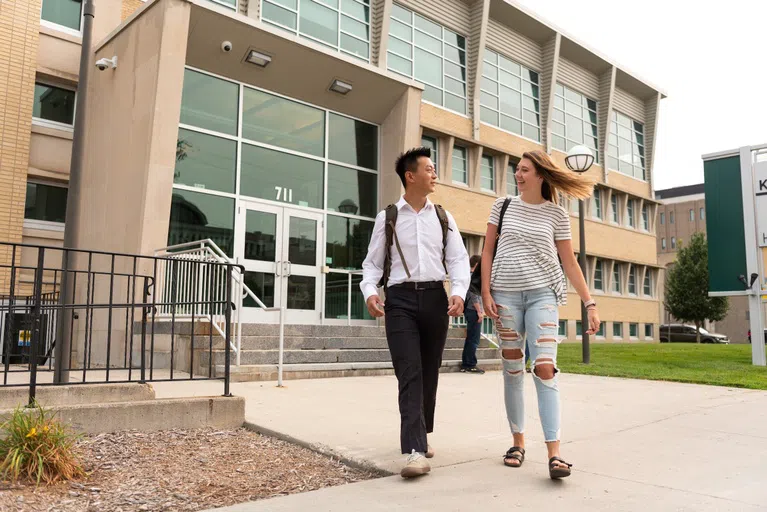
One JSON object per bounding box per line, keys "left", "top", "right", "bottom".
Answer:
{"left": 95, "top": 56, "right": 117, "bottom": 70}
{"left": 221, "top": 41, "right": 233, "bottom": 52}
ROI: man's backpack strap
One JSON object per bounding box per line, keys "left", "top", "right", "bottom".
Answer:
{"left": 434, "top": 204, "right": 450, "bottom": 272}
{"left": 378, "top": 204, "right": 411, "bottom": 288}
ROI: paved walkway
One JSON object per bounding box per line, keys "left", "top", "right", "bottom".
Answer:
{"left": 152, "top": 372, "right": 767, "bottom": 511}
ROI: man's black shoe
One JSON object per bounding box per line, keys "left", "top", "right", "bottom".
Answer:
{"left": 460, "top": 366, "right": 485, "bottom": 374}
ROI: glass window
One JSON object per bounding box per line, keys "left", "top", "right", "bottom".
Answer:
{"left": 558, "top": 320, "right": 567, "bottom": 336}
{"left": 689, "top": 209, "right": 694, "bottom": 221}
{"left": 661, "top": 238, "right": 666, "bottom": 250}
{"left": 325, "top": 273, "right": 373, "bottom": 320}
{"left": 452, "top": 146, "right": 467, "bottom": 185}
{"left": 240, "top": 143, "right": 324, "bottom": 208}
{"left": 480, "top": 49, "right": 540, "bottom": 141}
{"left": 242, "top": 87, "right": 325, "bottom": 156}
{"left": 628, "top": 266, "right": 636, "bottom": 294}
{"left": 642, "top": 204, "right": 649, "bottom": 230}
{"left": 180, "top": 69, "right": 239, "bottom": 136}
{"left": 24, "top": 182, "right": 68, "bottom": 223}
{"left": 700, "top": 207, "right": 705, "bottom": 220}
{"left": 644, "top": 270, "right": 652, "bottom": 296}
{"left": 671, "top": 237, "right": 676, "bottom": 249}
{"left": 608, "top": 111, "right": 645, "bottom": 180}
{"left": 576, "top": 321, "right": 582, "bottom": 336}
{"left": 630, "top": 323, "right": 638, "bottom": 338}
{"left": 627, "top": 199, "right": 635, "bottom": 227}
{"left": 645, "top": 324, "right": 653, "bottom": 338}
{"left": 507, "top": 162, "right": 517, "bottom": 195}
{"left": 263, "top": 0, "right": 371, "bottom": 61}
{"left": 243, "top": 210, "right": 278, "bottom": 262}
{"left": 168, "top": 189, "right": 235, "bottom": 257}
{"left": 551, "top": 83, "right": 598, "bottom": 159}
{"left": 596, "top": 323, "right": 605, "bottom": 337}
{"left": 328, "top": 113, "right": 378, "bottom": 170}
{"left": 326, "top": 164, "right": 377, "bottom": 218}
{"left": 480, "top": 155, "right": 494, "bottom": 192}
{"left": 613, "top": 322, "right": 622, "bottom": 338}
{"left": 325, "top": 215, "right": 375, "bottom": 269}
{"left": 660, "top": 212, "right": 665, "bottom": 224}
{"left": 244, "top": 272, "right": 275, "bottom": 308}
{"left": 387, "top": 5, "right": 467, "bottom": 114}
{"left": 33, "top": 83, "right": 75, "bottom": 126}
{"left": 421, "top": 135, "right": 438, "bottom": 172}
{"left": 611, "top": 195, "right": 619, "bottom": 223}
{"left": 41, "top": 0, "right": 81, "bottom": 31}
{"left": 174, "top": 129, "right": 237, "bottom": 193}
{"left": 592, "top": 189, "right": 602, "bottom": 219}
{"left": 612, "top": 264, "right": 621, "bottom": 293}
{"left": 594, "top": 260, "right": 603, "bottom": 290}
{"left": 670, "top": 211, "right": 675, "bottom": 224}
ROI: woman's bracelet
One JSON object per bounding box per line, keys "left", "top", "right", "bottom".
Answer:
{"left": 584, "top": 299, "right": 596, "bottom": 310}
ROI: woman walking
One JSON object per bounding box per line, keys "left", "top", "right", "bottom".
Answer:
{"left": 481, "top": 150, "right": 600, "bottom": 479}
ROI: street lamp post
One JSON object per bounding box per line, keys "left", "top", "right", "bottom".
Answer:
{"left": 564, "top": 145, "right": 595, "bottom": 364}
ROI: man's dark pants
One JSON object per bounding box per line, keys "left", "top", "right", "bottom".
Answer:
{"left": 462, "top": 307, "right": 481, "bottom": 368}
{"left": 384, "top": 284, "right": 449, "bottom": 454}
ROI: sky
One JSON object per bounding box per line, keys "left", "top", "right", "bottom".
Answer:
{"left": 514, "top": 0, "right": 767, "bottom": 191}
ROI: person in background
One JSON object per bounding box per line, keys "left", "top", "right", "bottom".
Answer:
{"left": 461, "top": 255, "right": 485, "bottom": 374}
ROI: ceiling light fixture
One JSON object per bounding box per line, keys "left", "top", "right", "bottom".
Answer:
{"left": 329, "top": 79, "right": 352, "bottom": 95}
{"left": 246, "top": 50, "right": 272, "bottom": 67}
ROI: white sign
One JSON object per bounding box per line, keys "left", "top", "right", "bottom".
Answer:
{"left": 755, "top": 161, "right": 767, "bottom": 247}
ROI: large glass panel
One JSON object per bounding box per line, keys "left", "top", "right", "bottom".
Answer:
{"left": 41, "top": 0, "right": 81, "bottom": 31}
{"left": 244, "top": 210, "right": 277, "bottom": 262}
{"left": 241, "top": 144, "right": 324, "bottom": 208}
{"left": 300, "top": 0, "right": 338, "bottom": 46}
{"left": 421, "top": 135, "right": 438, "bottom": 171}
{"left": 341, "top": 16, "right": 369, "bottom": 39}
{"left": 33, "top": 84, "right": 75, "bottom": 125}
{"left": 180, "top": 69, "right": 239, "bottom": 135}
{"left": 175, "top": 129, "right": 236, "bottom": 193}
{"left": 287, "top": 276, "right": 316, "bottom": 309}
{"left": 262, "top": 2, "right": 298, "bottom": 28}
{"left": 612, "top": 265, "right": 621, "bottom": 292}
{"left": 507, "top": 162, "right": 517, "bottom": 195}
{"left": 340, "top": 33, "right": 369, "bottom": 59}
{"left": 414, "top": 30, "right": 442, "bottom": 54}
{"left": 387, "top": 52, "right": 412, "bottom": 76}
{"left": 452, "top": 146, "right": 467, "bottom": 184}
{"left": 326, "top": 215, "right": 375, "bottom": 269}
{"left": 613, "top": 323, "right": 622, "bottom": 338}
{"left": 391, "top": 3, "right": 411, "bottom": 22}
{"left": 444, "top": 93, "right": 466, "bottom": 115}
{"left": 24, "top": 183, "right": 68, "bottom": 222}
{"left": 480, "top": 155, "right": 494, "bottom": 191}
{"left": 325, "top": 273, "right": 373, "bottom": 320}
{"left": 244, "top": 272, "right": 275, "bottom": 308}
{"left": 242, "top": 87, "right": 325, "bottom": 156}
{"left": 414, "top": 48, "right": 442, "bottom": 86}
{"left": 168, "top": 189, "right": 235, "bottom": 256}
{"left": 288, "top": 217, "right": 317, "bottom": 265}
{"left": 341, "top": 0, "right": 369, "bottom": 20}
{"left": 594, "top": 260, "right": 603, "bottom": 290}
{"left": 388, "top": 37, "right": 412, "bottom": 58}
{"left": 327, "top": 164, "right": 378, "bottom": 218}
{"left": 328, "top": 113, "right": 378, "bottom": 169}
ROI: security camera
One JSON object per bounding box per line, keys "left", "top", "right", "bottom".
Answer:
{"left": 221, "top": 41, "right": 233, "bottom": 52}
{"left": 95, "top": 56, "right": 117, "bottom": 70}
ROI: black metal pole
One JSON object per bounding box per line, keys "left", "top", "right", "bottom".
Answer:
{"left": 54, "top": 0, "right": 95, "bottom": 383}
{"left": 223, "top": 264, "right": 232, "bottom": 397}
{"left": 579, "top": 200, "right": 590, "bottom": 364}
{"left": 28, "top": 249, "right": 45, "bottom": 407}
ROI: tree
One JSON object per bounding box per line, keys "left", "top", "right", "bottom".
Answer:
{"left": 665, "top": 233, "right": 729, "bottom": 343}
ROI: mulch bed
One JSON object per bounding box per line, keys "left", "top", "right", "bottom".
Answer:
{"left": 0, "top": 428, "right": 379, "bottom": 511}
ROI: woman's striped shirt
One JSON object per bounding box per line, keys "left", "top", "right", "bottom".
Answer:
{"left": 488, "top": 196, "right": 571, "bottom": 305}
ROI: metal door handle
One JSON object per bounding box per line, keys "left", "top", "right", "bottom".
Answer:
{"left": 285, "top": 261, "right": 292, "bottom": 277}
{"left": 275, "top": 260, "right": 282, "bottom": 277}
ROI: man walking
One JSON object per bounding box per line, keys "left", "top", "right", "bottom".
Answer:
{"left": 361, "top": 146, "right": 470, "bottom": 478}
{"left": 461, "top": 255, "right": 486, "bottom": 374}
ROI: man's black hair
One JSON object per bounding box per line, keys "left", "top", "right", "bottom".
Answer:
{"left": 395, "top": 146, "right": 431, "bottom": 188}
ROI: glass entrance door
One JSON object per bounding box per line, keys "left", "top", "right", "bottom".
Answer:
{"left": 235, "top": 201, "right": 323, "bottom": 324}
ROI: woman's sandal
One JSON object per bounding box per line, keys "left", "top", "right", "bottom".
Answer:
{"left": 503, "top": 447, "right": 525, "bottom": 467}
{"left": 548, "top": 457, "right": 573, "bottom": 479}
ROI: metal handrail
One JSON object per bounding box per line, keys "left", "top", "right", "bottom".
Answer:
{"left": 155, "top": 239, "right": 288, "bottom": 385}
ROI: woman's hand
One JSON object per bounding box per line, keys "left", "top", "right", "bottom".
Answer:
{"left": 586, "top": 307, "right": 600, "bottom": 334}
{"left": 482, "top": 294, "right": 499, "bottom": 320}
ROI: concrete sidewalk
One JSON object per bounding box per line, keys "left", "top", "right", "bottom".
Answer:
{"left": 152, "top": 372, "right": 767, "bottom": 511}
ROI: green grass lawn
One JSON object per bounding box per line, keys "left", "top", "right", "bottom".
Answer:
{"left": 557, "top": 343, "right": 767, "bottom": 390}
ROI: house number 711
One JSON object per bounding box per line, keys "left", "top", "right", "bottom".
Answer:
{"left": 275, "top": 187, "right": 293, "bottom": 203}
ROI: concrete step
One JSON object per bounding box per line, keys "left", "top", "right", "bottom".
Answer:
{"left": 218, "top": 359, "right": 502, "bottom": 382}
{"left": 191, "top": 335, "right": 489, "bottom": 351}
{"left": 200, "top": 347, "right": 500, "bottom": 366}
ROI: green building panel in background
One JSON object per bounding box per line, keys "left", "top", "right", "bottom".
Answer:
{"left": 703, "top": 155, "right": 747, "bottom": 293}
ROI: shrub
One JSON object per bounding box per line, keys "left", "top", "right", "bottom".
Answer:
{"left": 0, "top": 402, "right": 85, "bottom": 485}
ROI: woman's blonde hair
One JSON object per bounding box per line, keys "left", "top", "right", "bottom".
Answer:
{"left": 522, "top": 150, "right": 596, "bottom": 204}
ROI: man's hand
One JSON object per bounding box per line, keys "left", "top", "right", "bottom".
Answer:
{"left": 366, "top": 295, "right": 385, "bottom": 318}
{"left": 474, "top": 303, "right": 484, "bottom": 323}
{"left": 447, "top": 296, "right": 464, "bottom": 317}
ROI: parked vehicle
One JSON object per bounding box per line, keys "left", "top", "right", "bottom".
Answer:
{"left": 658, "top": 324, "right": 729, "bottom": 344}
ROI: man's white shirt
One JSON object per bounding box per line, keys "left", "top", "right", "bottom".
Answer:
{"left": 360, "top": 197, "right": 470, "bottom": 301}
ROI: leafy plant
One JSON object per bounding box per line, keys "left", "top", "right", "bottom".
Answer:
{"left": 664, "top": 233, "right": 729, "bottom": 342}
{"left": 0, "top": 402, "right": 85, "bottom": 485}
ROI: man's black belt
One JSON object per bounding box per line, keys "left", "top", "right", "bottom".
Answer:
{"left": 389, "top": 281, "right": 444, "bottom": 291}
